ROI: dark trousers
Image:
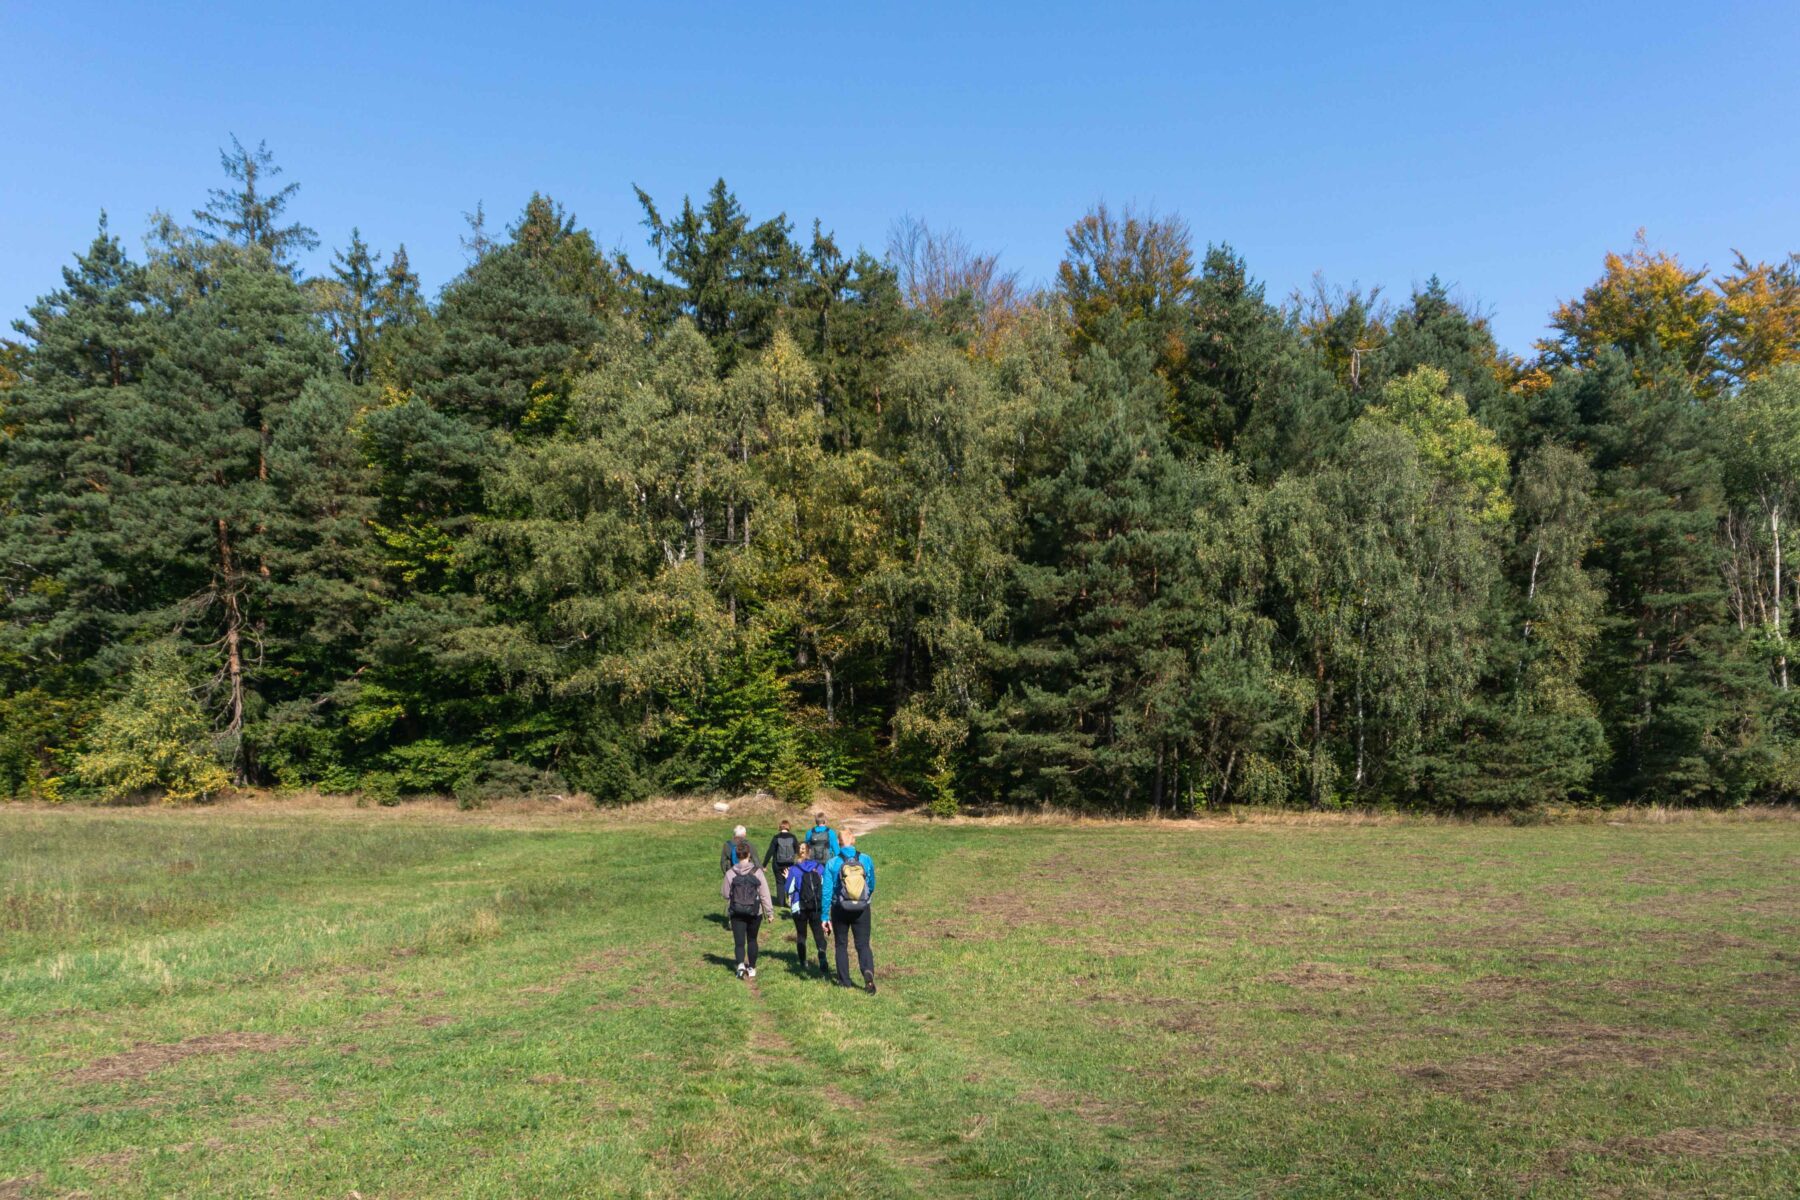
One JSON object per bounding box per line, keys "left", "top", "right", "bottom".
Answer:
{"left": 792, "top": 909, "right": 827, "bottom": 967}
{"left": 730, "top": 913, "right": 762, "bottom": 968}
{"left": 830, "top": 904, "right": 874, "bottom": 985}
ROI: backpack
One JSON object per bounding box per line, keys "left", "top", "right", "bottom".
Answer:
{"left": 835, "top": 857, "right": 870, "bottom": 912}
{"left": 771, "top": 831, "right": 799, "bottom": 866}
{"left": 807, "top": 826, "right": 832, "bottom": 858}
{"left": 728, "top": 870, "right": 762, "bottom": 917}
{"left": 796, "top": 865, "right": 824, "bottom": 913}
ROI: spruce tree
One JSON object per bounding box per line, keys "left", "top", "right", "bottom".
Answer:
{"left": 192, "top": 136, "right": 320, "bottom": 272}
{"left": 794, "top": 223, "right": 909, "bottom": 450}
{"left": 318, "top": 229, "right": 381, "bottom": 384}
{"left": 633, "top": 179, "right": 802, "bottom": 373}
{"left": 1375, "top": 278, "right": 1512, "bottom": 423}
{"left": 395, "top": 242, "right": 599, "bottom": 432}
{"left": 509, "top": 193, "right": 625, "bottom": 317}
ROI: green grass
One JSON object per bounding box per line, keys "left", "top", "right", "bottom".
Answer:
{"left": 1, "top": 805, "right": 1795, "bottom": 1198}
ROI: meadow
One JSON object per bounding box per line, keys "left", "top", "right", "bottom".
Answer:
{"left": 0, "top": 802, "right": 1795, "bottom": 1198}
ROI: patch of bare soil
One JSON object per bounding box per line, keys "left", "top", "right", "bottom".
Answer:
{"left": 1399, "top": 1023, "right": 1674, "bottom": 1101}
{"left": 1371, "top": 957, "right": 1452, "bottom": 974}
{"left": 527, "top": 1072, "right": 597, "bottom": 1086}
{"left": 68, "top": 1032, "right": 301, "bottom": 1085}
{"left": 821, "top": 1083, "right": 867, "bottom": 1111}
{"left": 586, "top": 972, "right": 680, "bottom": 1014}
{"left": 415, "top": 1014, "right": 456, "bottom": 1028}
{"left": 76, "top": 1147, "right": 139, "bottom": 1171}
{"left": 1020, "top": 1084, "right": 1143, "bottom": 1127}
{"left": 1522, "top": 1123, "right": 1800, "bottom": 1188}
{"left": 0, "top": 1174, "right": 42, "bottom": 1199}
{"left": 1608, "top": 1124, "right": 1800, "bottom": 1160}
{"left": 1263, "top": 962, "right": 1365, "bottom": 991}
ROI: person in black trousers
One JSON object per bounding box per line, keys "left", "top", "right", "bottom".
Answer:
{"left": 720, "top": 837, "right": 773, "bottom": 980}
{"left": 821, "top": 832, "right": 877, "bottom": 994}
{"left": 783, "top": 842, "right": 829, "bottom": 976}
{"left": 764, "top": 820, "right": 801, "bottom": 907}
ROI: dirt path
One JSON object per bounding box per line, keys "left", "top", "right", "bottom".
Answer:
{"left": 841, "top": 812, "right": 895, "bottom": 839}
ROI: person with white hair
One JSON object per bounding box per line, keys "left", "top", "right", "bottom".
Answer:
{"left": 720, "top": 823, "right": 759, "bottom": 874}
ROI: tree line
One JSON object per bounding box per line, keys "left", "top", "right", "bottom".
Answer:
{"left": 4, "top": 138, "right": 1799, "bottom": 811}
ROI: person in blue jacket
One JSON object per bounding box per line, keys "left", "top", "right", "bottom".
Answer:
{"left": 821, "top": 833, "right": 877, "bottom": 994}
{"left": 802, "top": 811, "right": 839, "bottom": 863}
{"left": 783, "top": 842, "right": 830, "bottom": 976}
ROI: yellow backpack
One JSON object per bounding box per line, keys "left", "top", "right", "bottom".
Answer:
{"left": 837, "top": 859, "right": 870, "bottom": 910}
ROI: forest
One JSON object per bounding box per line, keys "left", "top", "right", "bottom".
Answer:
{"left": 4, "top": 138, "right": 1800, "bottom": 813}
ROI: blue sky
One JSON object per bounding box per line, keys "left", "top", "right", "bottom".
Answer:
{"left": 5, "top": 1, "right": 1797, "bottom": 356}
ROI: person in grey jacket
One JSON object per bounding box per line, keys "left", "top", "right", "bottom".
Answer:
{"left": 720, "top": 838, "right": 774, "bottom": 979}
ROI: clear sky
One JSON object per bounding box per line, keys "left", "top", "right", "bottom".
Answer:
{"left": 5, "top": 1, "right": 1797, "bottom": 356}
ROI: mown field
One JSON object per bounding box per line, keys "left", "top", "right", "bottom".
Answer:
{"left": 0, "top": 804, "right": 1795, "bottom": 1199}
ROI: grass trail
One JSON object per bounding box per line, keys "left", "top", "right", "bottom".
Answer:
{"left": 0, "top": 807, "right": 1795, "bottom": 1197}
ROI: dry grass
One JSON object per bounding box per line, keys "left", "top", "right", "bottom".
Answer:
{"left": 7, "top": 787, "right": 1793, "bottom": 834}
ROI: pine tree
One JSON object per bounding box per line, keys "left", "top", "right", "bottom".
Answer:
{"left": 0, "top": 217, "right": 156, "bottom": 664}
{"left": 1584, "top": 356, "right": 1770, "bottom": 801}
{"left": 977, "top": 324, "right": 1209, "bottom": 810}
{"left": 126, "top": 257, "right": 336, "bottom": 773}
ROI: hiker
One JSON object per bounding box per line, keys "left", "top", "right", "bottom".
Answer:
{"left": 783, "top": 842, "right": 830, "bottom": 977}
{"left": 764, "top": 819, "right": 801, "bottom": 906}
{"left": 822, "top": 832, "right": 877, "bottom": 994}
{"left": 720, "top": 824, "right": 759, "bottom": 874}
{"left": 721, "top": 836, "right": 774, "bottom": 980}
{"left": 802, "top": 810, "right": 839, "bottom": 864}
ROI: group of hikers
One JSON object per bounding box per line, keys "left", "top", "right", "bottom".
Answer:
{"left": 718, "top": 810, "right": 877, "bottom": 994}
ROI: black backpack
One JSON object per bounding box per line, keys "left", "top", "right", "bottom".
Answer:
{"left": 771, "top": 831, "right": 799, "bottom": 866}
{"left": 728, "top": 870, "right": 762, "bottom": 917}
{"left": 807, "top": 826, "right": 832, "bottom": 858}
{"left": 796, "top": 866, "right": 824, "bottom": 914}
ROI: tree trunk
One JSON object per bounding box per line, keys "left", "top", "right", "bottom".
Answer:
{"left": 1773, "top": 501, "right": 1787, "bottom": 690}
{"left": 1152, "top": 747, "right": 1164, "bottom": 817}
{"left": 1312, "top": 652, "right": 1326, "bottom": 807}
{"left": 216, "top": 517, "right": 247, "bottom": 776}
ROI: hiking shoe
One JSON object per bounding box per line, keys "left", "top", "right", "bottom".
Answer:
{"left": 746, "top": 966, "right": 757, "bottom": 980}
{"left": 736, "top": 963, "right": 748, "bottom": 979}
{"left": 865, "top": 976, "right": 877, "bottom": 995}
